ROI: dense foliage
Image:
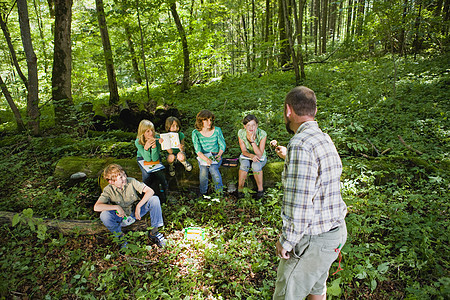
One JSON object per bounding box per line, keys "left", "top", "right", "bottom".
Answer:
{"left": 0, "top": 54, "right": 449, "bottom": 299}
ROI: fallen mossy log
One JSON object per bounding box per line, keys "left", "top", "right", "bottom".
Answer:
{"left": 0, "top": 211, "right": 150, "bottom": 235}
{"left": 54, "top": 156, "right": 285, "bottom": 191}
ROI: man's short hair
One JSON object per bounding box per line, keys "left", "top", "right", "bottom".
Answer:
{"left": 285, "top": 86, "right": 317, "bottom": 117}
{"left": 103, "top": 164, "right": 125, "bottom": 181}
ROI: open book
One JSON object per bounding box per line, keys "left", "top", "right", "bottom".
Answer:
{"left": 197, "top": 152, "right": 219, "bottom": 166}
{"left": 160, "top": 133, "right": 180, "bottom": 150}
{"left": 138, "top": 160, "right": 165, "bottom": 173}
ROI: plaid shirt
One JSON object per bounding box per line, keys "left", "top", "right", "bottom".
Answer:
{"left": 280, "top": 121, "right": 347, "bottom": 252}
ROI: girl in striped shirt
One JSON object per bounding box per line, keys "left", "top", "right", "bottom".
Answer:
{"left": 191, "top": 110, "right": 226, "bottom": 196}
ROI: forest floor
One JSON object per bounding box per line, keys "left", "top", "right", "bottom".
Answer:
{"left": 1, "top": 54, "right": 449, "bottom": 299}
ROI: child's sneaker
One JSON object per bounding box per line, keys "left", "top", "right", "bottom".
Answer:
{"left": 184, "top": 161, "right": 192, "bottom": 171}
{"left": 169, "top": 164, "right": 175, "bottom": 176}
{"left": 149, "top": 232, "right": 166, "bottom": 248}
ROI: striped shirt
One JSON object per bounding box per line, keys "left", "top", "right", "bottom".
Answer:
{"left": 192, "top": 127, "right": 226, "bottom": 154}
{"left": 280, "top": 121, "right": 347, "bottom": 252}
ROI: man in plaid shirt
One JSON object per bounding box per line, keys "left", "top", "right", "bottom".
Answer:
{"left": 272, "top": 86, "right": 347, "bottom": 300}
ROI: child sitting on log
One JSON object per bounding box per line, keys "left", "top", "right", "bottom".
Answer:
{"left": 191, "top": 109, "right": 226, "bottom": 196}
{"left": 94, "top": 164, "right": 166, "bottom": 248}
{"left": 163, "top": 116, "right": 192, "bottom": 176}
{"left": 135, "top": 119, "right": 168, "bottom": 203}
{"left": 237, "top": 114, "right": 267, "bottom": 199}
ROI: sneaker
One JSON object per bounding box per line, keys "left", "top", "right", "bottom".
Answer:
{"left": 184, "top": 161, "right": 192, "bottom": 171}
{"left": 169, "top": 164, "right": 175, "bottom": 176}
{"left": 149, "top": 232, "right": 166, "bottom": 248}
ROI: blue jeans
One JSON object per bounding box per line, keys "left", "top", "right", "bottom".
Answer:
{"left": 137, "top": 157, "right": 168, "bottom": 202}
{"left": 198, "top": 157, "right": 223, "bottom": 195}
{"left": 239, "top": 155, "right": 267, "bottom": 172}
{"left": 99, "top": 195, "right": 164, "bottom": 234}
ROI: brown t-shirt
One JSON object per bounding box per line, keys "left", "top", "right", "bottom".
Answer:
{"left": 97, "top": 177, "right": 146, "bottom": 216}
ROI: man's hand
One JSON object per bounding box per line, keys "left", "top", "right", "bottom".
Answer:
{"left": 275, "top": 146, "right": 287, "bottom": 160}
{"left": 276, "top": 240, "right": 290, "bottom": 259}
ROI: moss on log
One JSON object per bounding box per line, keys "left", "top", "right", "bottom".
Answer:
{"left": 54, "top": 157, "right": 142, "bottom": 180}
{"left": 55, "top": 156, "right": 285, "bottom": 191}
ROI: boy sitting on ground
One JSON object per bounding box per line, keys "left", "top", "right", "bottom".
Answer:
{"left": 94, "top": 164, "right": 166, "bottom": 248}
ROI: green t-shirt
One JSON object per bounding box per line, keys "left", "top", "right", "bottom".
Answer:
{"left": 238, "top": 128, "right": 267, "bottom": 157}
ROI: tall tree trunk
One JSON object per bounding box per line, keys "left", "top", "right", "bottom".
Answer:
{"left": 124, "top": 24, "right": 142, "bottom": 85}
{"left": 346, "top": 0, "right": 353, "bottom": 38}
{"left": 95, "top": 0, "right": 119, "bottom": 105}
{"left": 17, "top": 0, "right": 40, "bottom": 135}
{"left": 292, "top": 0, "right": 306, "bottom": 79}
{"left": 241, "top": 14, "right": 251, "bottom": 72}
{"left": 443, "top": 0, "right": 449, "bottom": 36}
{"left": 351, "top": 0, "right": 357, "bottom": 35}
{"left": 0, "top": 75, "right": 26, "bottom": 132}
{"left": 336, "top": 0, "right": 343, "bottom": 40}
{"left": 136, "top": 2, "right": 150, "bottom": 103}
{"left": 52, "top": 0, "right": 74, "bottom": 129}
{"left": 251, "top": 0, "right": 256, "bottom": 72}
{"left": 264, "top": 0, "right": 273, "bottom": 72}
{"left": 33, "top": 0, "right": 49, "bottom": 73}
{"left": 169, "top": 1, "right": 191, "bottom": 91}
{"left": 47, "top": 0, "right": 55, "bottom": 17}
{"left": 329, "top": 0, "right": 337, "bottom": 46}
{"left": 278, "top": 0, "right": 290, "bottom": 67}
{"left": 355, "top": 0, "right": 365, "bottom": 37}
{"left": 0, "top": 14, "right": 28, "bottom": 90}
{"left": 413, "top": 0, "right": 423, "bottom": 59}
{"left": 399, "top": 0, "right": 409, "bottom": 56}
{"left": 304, "top": 5, "right": 309, "bottom": 60}
{"left": 281, "top": 0, "right": 301, "bottom": 83}
{"left": 313, "top": 0, "right": 320, "bottom": 54}
{"left": 321, "top": 0, "right": 328, "bottom": 53}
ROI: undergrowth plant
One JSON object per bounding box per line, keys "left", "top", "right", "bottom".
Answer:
{"left": 0, "top": 54, "right": 449, "bottom": 299}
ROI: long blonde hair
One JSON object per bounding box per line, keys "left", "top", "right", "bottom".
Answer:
{"left": 137, "top": 119, "right": 157, "bottom": 146}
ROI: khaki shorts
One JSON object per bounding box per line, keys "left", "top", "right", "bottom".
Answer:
{"left": 273, "top": 222, "right": 347, "bottom": 300}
